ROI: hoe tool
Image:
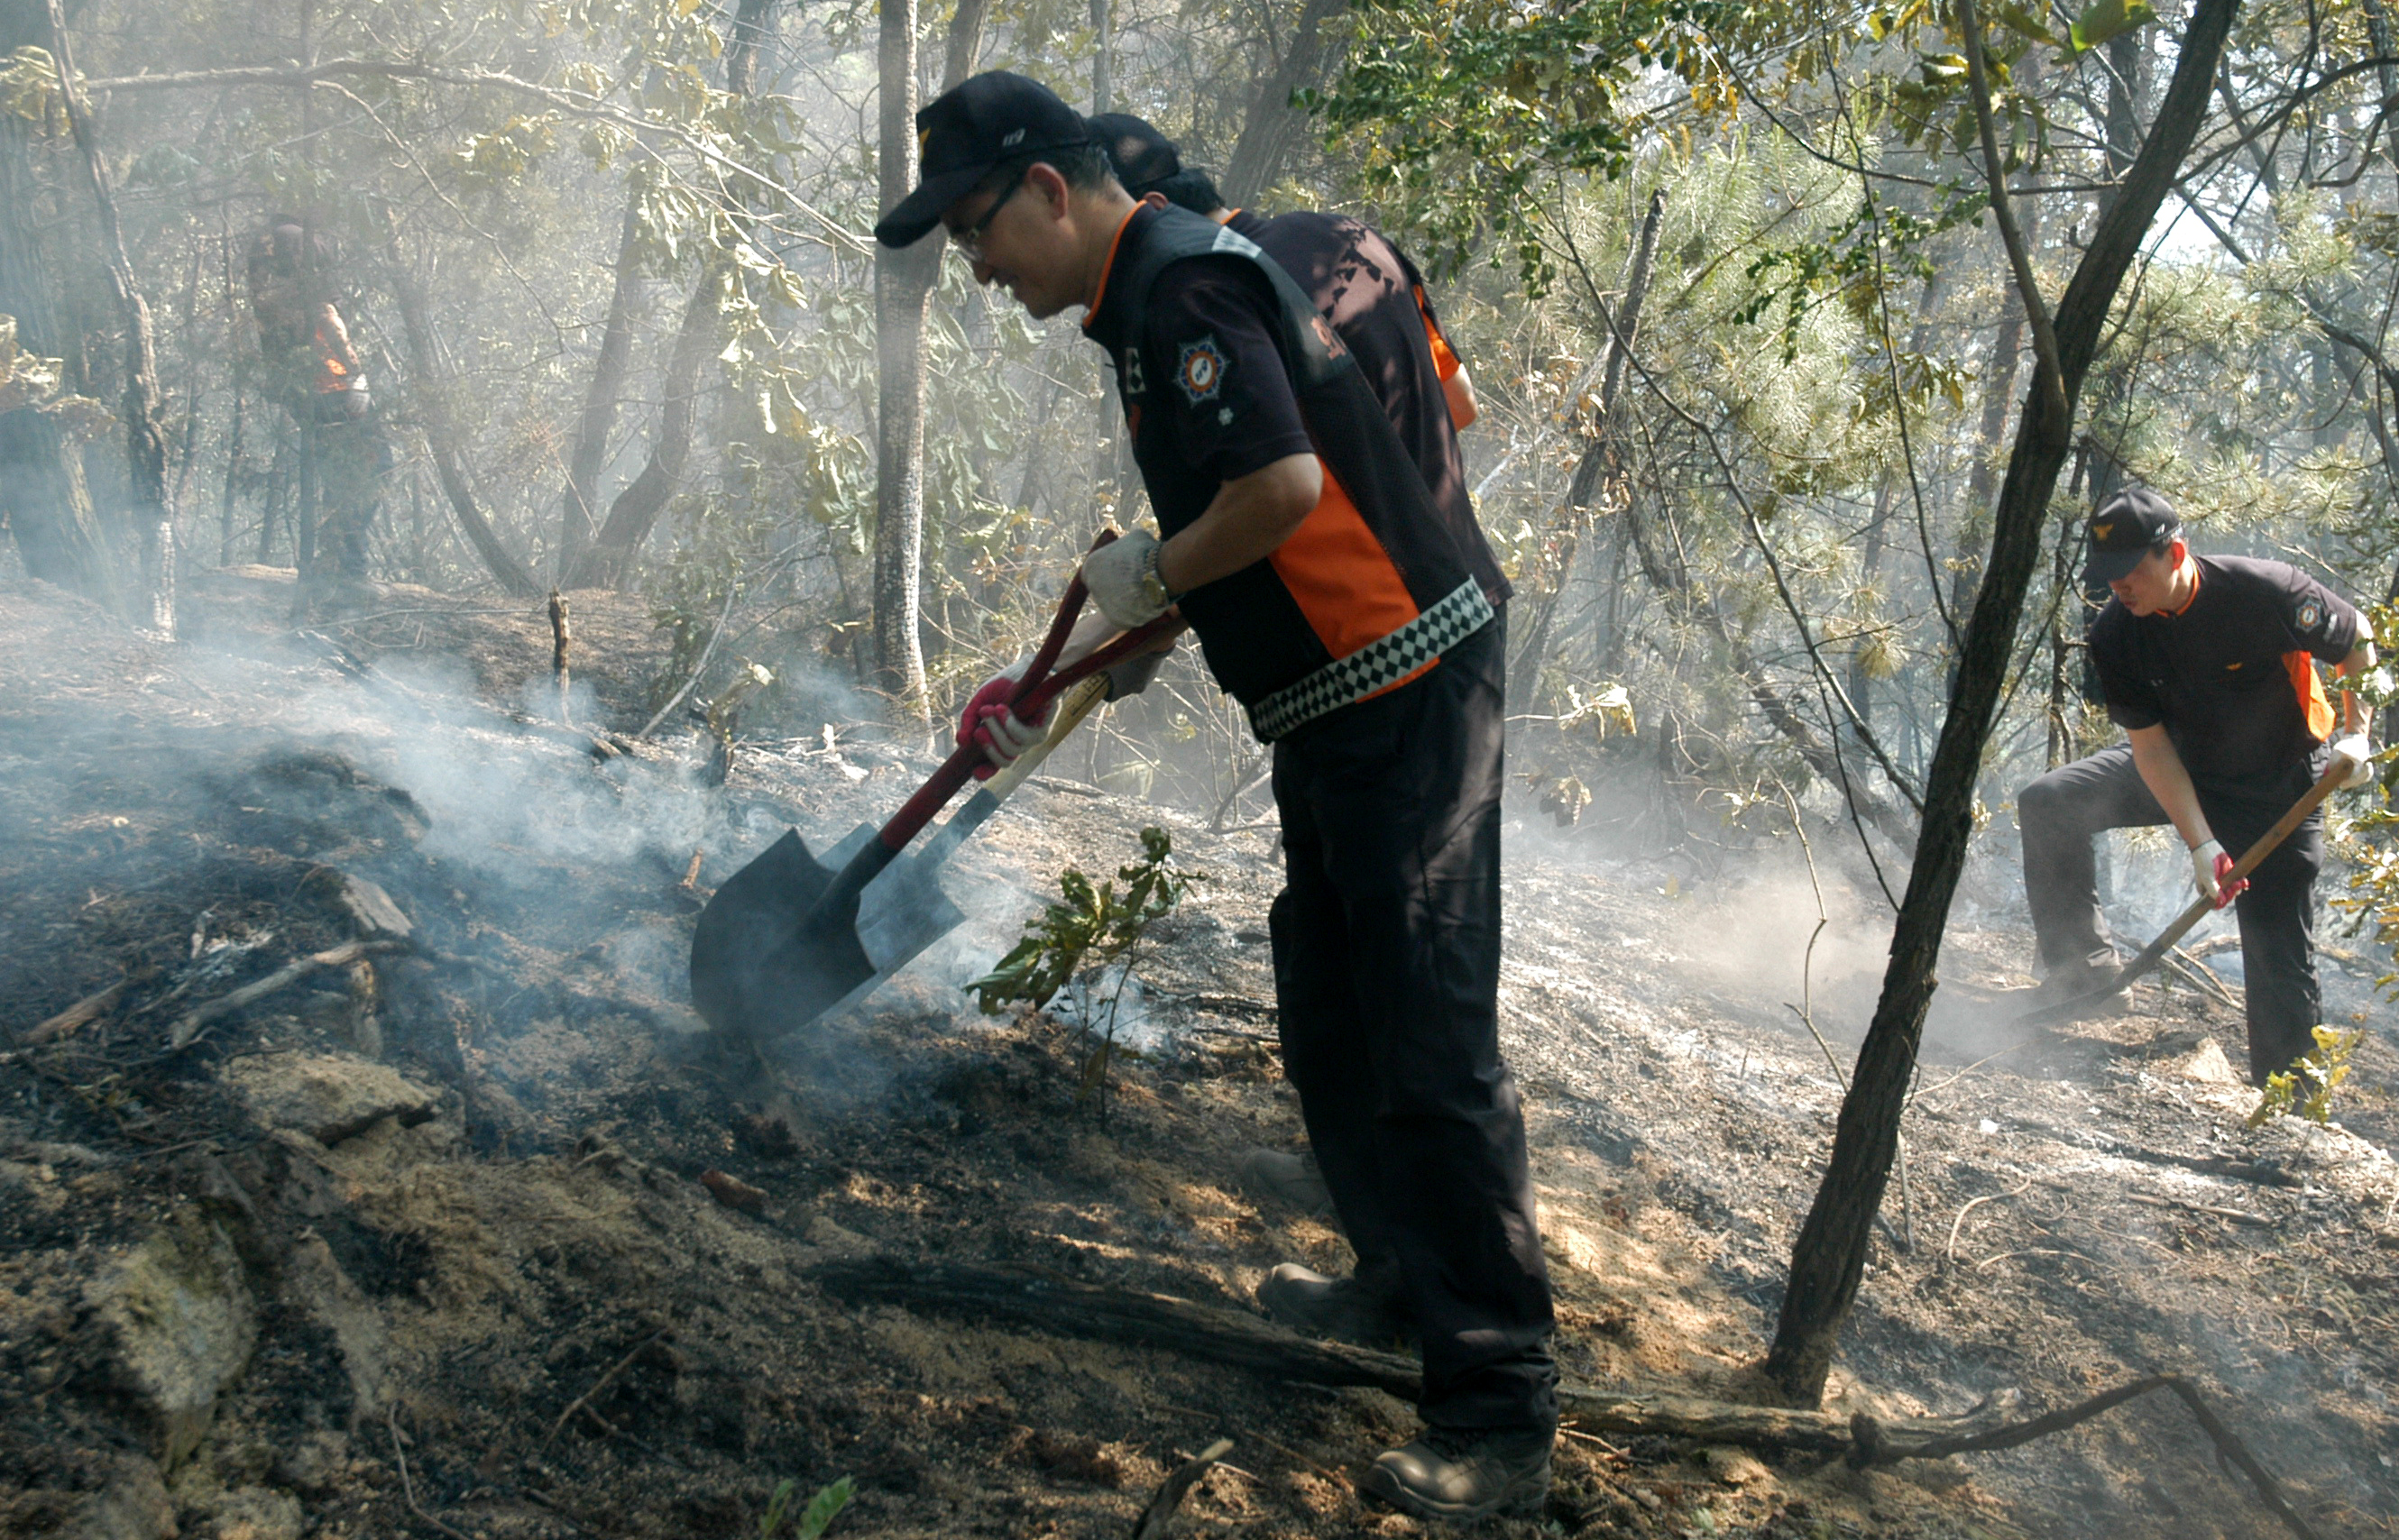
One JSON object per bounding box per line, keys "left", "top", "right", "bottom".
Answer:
{"left": 690, "top": 535, "right": 1180, "bottom": 1041}
{"left": 2015, "top": 749, "right": 2361, "bottom": 1027}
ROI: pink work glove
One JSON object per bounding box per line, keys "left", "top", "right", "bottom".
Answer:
{"left": 2190, "top": 839, "right": 2247, "bottom": 911}
{"left": 957, "top": 665, "right": 1052, "bottom": 781}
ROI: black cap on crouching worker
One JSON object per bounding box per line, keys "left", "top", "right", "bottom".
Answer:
{"left": 2082, "top": 487, "right": 2183, "bottom": 584}
{"left": 874, "top": 72, "right": 1093, "bottom": 248}
{"left": 1088, "top": 113, "right": 1181, "bottom": 197}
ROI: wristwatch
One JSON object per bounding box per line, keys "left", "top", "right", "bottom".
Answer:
{"left": 1136, "top": 536, "right": 1173, "bottom": 613}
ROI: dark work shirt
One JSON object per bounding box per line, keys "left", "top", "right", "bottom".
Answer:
{"left": 1239, "top": 209, "right": 1510, "bottom": 607}
{"left": 2087, "top": 555, "right": 2362, "bottom": 794}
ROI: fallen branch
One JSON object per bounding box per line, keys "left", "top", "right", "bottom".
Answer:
{"left": 1852, "top": 1374, "right": 2322, "bottom": 1540}
{"left": 1131, "top": 1437, "right": 1233, "bottom": 1539}
{"left": 170, "top": 940, "right": 403, "bottom": 1048}
{"left": 541, "top": 1329, "right": 670, "bottom": 1453}
{"left": 810, "top": 1259, "right": 2008, "bottom": 1457}
{"left": 23, "top": 980, "right": 128, "bottom": 1044}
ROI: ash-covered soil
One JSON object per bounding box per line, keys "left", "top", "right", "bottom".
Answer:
{"left": 3, "top": 567, "right": 2395, "bottom": 1540}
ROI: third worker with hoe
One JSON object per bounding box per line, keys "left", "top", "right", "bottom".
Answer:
{"left": 874, "top": 73, "right": 1556, "bottom": 1520}
{"left": 2017, "top": 488, "right": 2376, "bottom": 1087}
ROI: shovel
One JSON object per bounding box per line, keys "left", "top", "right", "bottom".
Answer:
{"left": 689, "top": 542, "right": 1181, "bottom": 1040}
{"left": 2015, "top": 751, "right": 2359, "bottom": 1027}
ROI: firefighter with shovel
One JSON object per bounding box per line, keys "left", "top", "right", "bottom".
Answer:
{"left": 874, "top": 72, "right": 1554, "bottom": 1521}
{"left": 2016, "top": 488, "right": 2377, "bottom": 1086}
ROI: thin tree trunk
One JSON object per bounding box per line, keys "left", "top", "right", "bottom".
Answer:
{"left": 564, "top": 0, "right": 779, "bottom": 591}
{"left": 1847, "top": 481, "right": 1894, "bottom": 730}
{"left": 1219, "top": 0, "right": 1347, "bottom": 207}
{"left": 872, "top": 0, "right": 932, "bottom": 719}
{"left": 375, "top": 204, "right": 541, "bottom": 596}
{"left": 1511, "top": 189, "right": 1664, "bottom": 711}
{"left": 47, "top": 0, "right": 174, "bottom": 632}
{"left": 1763, "top": 0, "right": 2241, "bottom": 1407}
{"left": 558, "top": 200, "right": 643, "bottom": 579}
{"left": 724, "top": 0, "right": 776, "bottom": 96}
{"left": 569, "top": 269, "right": 719, "bottom": 587}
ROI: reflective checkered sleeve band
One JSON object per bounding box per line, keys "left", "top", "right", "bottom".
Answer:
{"left": 1245, "top": 579, "right": 1495, "bottom": 743}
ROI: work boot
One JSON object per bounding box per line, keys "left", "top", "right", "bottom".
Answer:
{"left": 1255, "top": 1262, "right": 1409, "bottom": 1348}
{"left": 1362, "top": 1425, "right": 1554, "bottom": 1522}
{"left": 1235, "top": 1146, "right": 1333, "bottom": 1215}
{"left": 2029, "top": 953, "right": 2119, "bottom": 1007}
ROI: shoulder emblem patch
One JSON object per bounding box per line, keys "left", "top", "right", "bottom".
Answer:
{"left": 1176, "top": 335, "right": 1226, "bottom": 404}
{"left": 2296, "top": 597, "right": 2324, "bottom": 634}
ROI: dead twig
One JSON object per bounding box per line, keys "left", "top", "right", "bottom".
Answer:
{"left": 1945, "top": 1178, "right": 2036, "bottom": 1266}
{"left": 1130, "top": 1437, "right": 1234, "bottom": 1539}
{"left": 23, "top": 980, "right": 128, "bottom": 1044}
{"left": 2126, "top": 1192, "right": 2275, "bottom": 1228}
{"left": 387, "top": 1406, "right": 473, "bottom": 1540}
{"left": 1855, "top": 1374, "right": 2323, "bottom": 1540}
{"left": 541, "top": 1329, "right": 669, "bottom": 1453}
{"left": 170, "top": 940, "right": 401, "bottom": 1048}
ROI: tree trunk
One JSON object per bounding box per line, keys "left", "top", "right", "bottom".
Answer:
{"left": 1219, "top": 0, "right": 1347, "bottom": 207}
{"left": 47, "top": 0, "right": 174, "bottom": 633}
{"left": 870, "top": 0, "right": 933, "bottom": 720}
{"left": 1510, "top": 188, "right": 1664, "bottom": 711}
{"left": 557, "top": 199, "right": 643, "bottom": 580}
{"left": 1762, "top": 0, "right": 2241, "bottom": 1407}
{"left": 376, "top": 204, "right": 542, "bottom": 596}
{"left": 724, "top": 0, "right": 777, "bottom": 97}
{"left": 567, "top": 269, "right": 719, "bottom": 587}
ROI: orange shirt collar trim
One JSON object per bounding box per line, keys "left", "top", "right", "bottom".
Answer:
{"left": 1080, "top": 203, "right": 1147, "bottom": 332}
{"left": 2165, "top": 558, "right": 2203, "bottom": 619}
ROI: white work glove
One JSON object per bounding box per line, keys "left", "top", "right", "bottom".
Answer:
{"left": 2330, "top": 732, "right": 2375, "bottom": 790}
{"left": 956, "top": 663, "right": 1052, "bottom": 781}
{"left": 2189, "top": 839, "right": 2246, "bottom": 911}
{"left": 1080, "top": 527, "right": 1172, "bottom": 629}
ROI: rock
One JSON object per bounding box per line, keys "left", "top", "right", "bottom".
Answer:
{"left": 1699, "top": 1444, "right": 1773, "bottom": 1488}
{"left": 206, "top": 1488, "right": 303, "bottom": 1540}
{"left": 221, "top": 1053, "right": 437, "bottom": 1146}
{"left": 310, "top": 868, "right": 413, "bottom": 940}
{"left": 86, "top": 1210, "right": 255, "bottom": 1468}
{"left": 283, "top": 1232, "right": 391, "bottom": 1418}
{"left": 68, "top": 1453, "right": 175, "bottom": 1540}
{"left": 2178, "top": 1038, "right": 2241, "bottom": 1086}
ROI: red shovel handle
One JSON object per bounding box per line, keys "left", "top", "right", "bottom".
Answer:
{"left": 873, "top": 531, "right": 1146, "bottom": 853}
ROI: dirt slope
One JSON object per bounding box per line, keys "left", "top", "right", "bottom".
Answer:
{"left": 2, "top": 569, "right": 2394, "bottom": 1539}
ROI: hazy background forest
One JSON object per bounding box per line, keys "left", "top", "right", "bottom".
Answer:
{"left": 4, "top": 0, "right": 2397, "bottom": 940}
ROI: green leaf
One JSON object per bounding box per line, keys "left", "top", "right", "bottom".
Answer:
{"left": 1994, "top": 2, "right": 2056, "bottom": 42}
{"left": 795, "top": 1478, "right": 853, "bottom": 1540}
{"left": 2068, "top": 0, "right": 2155, "bottom": 53}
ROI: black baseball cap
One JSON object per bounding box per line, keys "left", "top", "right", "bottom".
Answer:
{"left": 2083, "top": 487, "right": 2182, "bottom": 583}
{"left": 875, "top": 71, "right": 1093, "bottom": 248}
{"left": 1088, "top": 113, "right": 1181, "bottom": 197}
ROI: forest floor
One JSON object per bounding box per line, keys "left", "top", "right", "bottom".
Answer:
{"left": 3, "top": 566, "right": 2397, "bottom": 1540}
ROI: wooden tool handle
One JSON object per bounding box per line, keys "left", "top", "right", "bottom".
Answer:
{"left": 872, "top": 533, "right": 1175, "bottom": 857}
{"left": 2018, "top": 756, "right": 2350, "bottom": 1026}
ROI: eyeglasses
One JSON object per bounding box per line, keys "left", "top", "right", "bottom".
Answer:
{"left": 947, "top": 166, "right": 1026, "bottom": 261}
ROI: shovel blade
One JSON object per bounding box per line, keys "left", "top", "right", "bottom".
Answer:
{"left": 689, "top": 827, "right": 878, "bottom": 1040}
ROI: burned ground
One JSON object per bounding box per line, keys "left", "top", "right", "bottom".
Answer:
{"left": 2, "top": 568, "right": 2395, "bottom": 1540}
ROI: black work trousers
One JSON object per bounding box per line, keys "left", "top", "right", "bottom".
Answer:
{"left": 2018, "top": 744, "right": 2323, "bottom": 1086}
{"left": 1268, "top": 611, "right": 1558, "bottom": 1433}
